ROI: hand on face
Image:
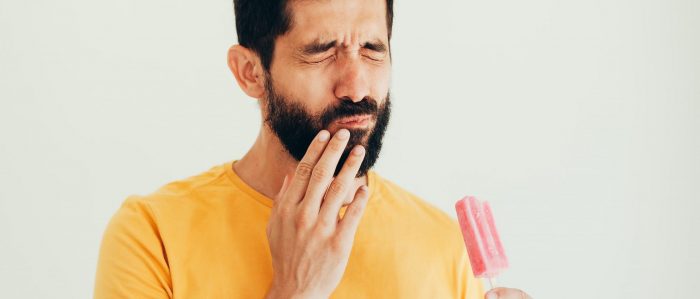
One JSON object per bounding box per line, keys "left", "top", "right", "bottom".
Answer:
{"left": 265, "top": 129, "right": 370, "bottom": 299}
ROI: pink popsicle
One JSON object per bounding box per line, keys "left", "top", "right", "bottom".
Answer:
{"left": 455, "top": 196, "right": 509, "bottom": 278}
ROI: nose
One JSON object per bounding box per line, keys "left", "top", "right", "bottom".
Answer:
{"left": 333, "top": 56, "right": 371, "bottom": 103}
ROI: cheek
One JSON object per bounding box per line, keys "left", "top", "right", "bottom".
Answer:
{"left": 370, "top": 66, "right": 392, "bottom": 102}
{"left": 274, "top": 68, "right": 335, "bottom": 114}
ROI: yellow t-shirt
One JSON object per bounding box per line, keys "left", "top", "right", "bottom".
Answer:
{"left": 94, "top": 161, "right": 484, "bottom": 298}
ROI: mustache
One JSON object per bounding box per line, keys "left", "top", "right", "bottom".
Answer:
{"left": 320, "top": 97, "right": 380, "bottom": 127}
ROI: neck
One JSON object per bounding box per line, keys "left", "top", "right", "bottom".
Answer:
{"left": 233, "top": 125, "right": 368, "bottom": 204}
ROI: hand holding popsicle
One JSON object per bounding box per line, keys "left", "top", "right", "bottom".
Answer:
{"left": 455, "top": 196, "right": 532, "bottom": 299}
{"left": 484, "top": 287, "right": 533, "bottom": 299}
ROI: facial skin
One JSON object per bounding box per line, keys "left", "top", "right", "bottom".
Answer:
{"left": 268, "top": 0, "right": 392, "bottom": 121}
{"left": 264, "top": 0, "right": 393, "bottom": 176}
{"left": 228, "top": 0, "right": 392, "bottom": 201}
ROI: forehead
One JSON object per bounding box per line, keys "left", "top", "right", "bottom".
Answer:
{"left": 286, "top": 0, "right": 388, "bottom": 45}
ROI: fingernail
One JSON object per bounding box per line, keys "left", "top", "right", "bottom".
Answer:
{"left": 486, "top": 292, "right": 498, "bottom": 299}
{"left": 318, "top": 130, "right": 330, "bottom": 142}
{"left": 352, "top": 145, "right": 365, "bottom": 156}
{"left": 337, "top": 129, "right": 349, "bottom": 139}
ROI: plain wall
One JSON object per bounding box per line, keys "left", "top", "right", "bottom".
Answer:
{"left": 1, "top": 0, "right": 698, "bottom": 298}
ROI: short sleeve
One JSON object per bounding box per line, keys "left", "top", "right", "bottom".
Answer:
{"left": 94, "top": 196, "right": 172, "bottom": 299}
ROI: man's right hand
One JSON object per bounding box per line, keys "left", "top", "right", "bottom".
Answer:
{"left": 264, "top": 129, "right": 370, "bottom": 299}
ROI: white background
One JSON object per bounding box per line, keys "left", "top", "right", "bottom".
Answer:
{"left": 1, "top": 0, "right": 698, "bottom": 298}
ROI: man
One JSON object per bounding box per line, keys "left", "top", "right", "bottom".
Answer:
{"left": 94, "top": 0, "right": 532, "bottom": 298}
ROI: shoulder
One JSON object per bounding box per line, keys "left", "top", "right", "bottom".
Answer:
{"left": 372, "top": 172, "right": 464, "bottom": 248}
{"left": 106, "top": 162, "right": 234, "bottom": 234}
{"left": 140, "top": 162, "right": 232, "bottom": 204}
{"left": 371, "top": 172, "right": 471, "bottom": 282}
{"left": 373, "top": 172, "right": 460, "bottom": 230}
{"left": 110, "top": 162, "right": 238, "bottom": 222}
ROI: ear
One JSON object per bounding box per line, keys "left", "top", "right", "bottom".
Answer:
{"left": 227, "top": 44, "right": 266, "bottom": 99}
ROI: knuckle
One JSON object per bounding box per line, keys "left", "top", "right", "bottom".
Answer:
{"left": 314, "top": 219, "right": 333, "bottom": 235}
{"left": 295, "top": 161, "right": 314, "bottom": 179}
{"left": 277, "top": 204, "right": 292, "bottom": 216}
{"left": 311, "top": 165, "right": 331, "bottom": 181}
{"left": 327, "top": 181, "right": 345, "bottom": 197}
{"left": 346, "top": 205, "right": 360, "bottom": 217}
{"left": 329, "top": 236, "right": 345, "bottom": 253}
{"left": 345, "top": 206, "right": 363, "bottom": 220}
{"left": 294, "top": 214, "right": 310, "bottom": 230}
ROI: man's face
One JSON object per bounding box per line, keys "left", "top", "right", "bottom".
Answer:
{"left": 263, "top": 0, "right": 393, "bottom": 176}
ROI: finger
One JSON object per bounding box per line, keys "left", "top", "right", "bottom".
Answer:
{"left": 298, "top": 129, "right": 350, "bottom": 217}
{"left": 281, "top": 130, "right": 331, "bottom": 207}
{"left": 317, "top": 144, "right": 365, "bottom": 227}
{"left": 336, "top": 185, "right": 370, "bottom": 241}
{"left": 275, "top": 175, "right": 290, "bottom": 199}
{"left": 268, "top": 175, "right": 290, "bottom": 236}
{"left": 272, "top": 175, "right": 290, "bottom": 211}
{"left": 485, "top": 288, "right": 532, "bottom": 299}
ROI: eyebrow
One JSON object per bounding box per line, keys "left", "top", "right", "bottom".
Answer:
{"left": 299, "top": 38, "right": 388, "bottom": 56}
{"left": 300, "top": 40, "right": 337, "bottom": 56}
{"left": 362, "top": 39, "right": 387, "bottom": 53}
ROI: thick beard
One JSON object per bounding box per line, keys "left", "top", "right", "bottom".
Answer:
{"left": 263, "top": 76, "right": 391, "bottom": 177}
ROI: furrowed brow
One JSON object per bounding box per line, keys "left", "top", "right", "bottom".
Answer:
{"left": 362, "top": 39, "right": 387, "bottom": 53}
{"left": 300, "top": 40, "right": 337, "bottom": 55}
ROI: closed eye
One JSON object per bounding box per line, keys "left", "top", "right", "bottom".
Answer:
{"left": 362, "top": 53, "right": 384, "bottom": 61}
{"left": 361, "top": 40, "right": 388, "bottom": 62}
{"left": 307, "top": 55, "right": 336, "bottom": 64}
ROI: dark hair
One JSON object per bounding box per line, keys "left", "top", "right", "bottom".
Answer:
{"left": 233, "top": 0, "right": 394, "bottom": 71}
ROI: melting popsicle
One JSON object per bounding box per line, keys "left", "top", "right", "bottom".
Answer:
{"left": 455, "top": 196, "right": 509, "bottom": 288}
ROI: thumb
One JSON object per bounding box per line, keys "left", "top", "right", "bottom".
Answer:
{"left": 275, "top": 175, "right": 290, "bottom": 199}
{"left": 485, "top": 287, "right": 532, "bottom": 299}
